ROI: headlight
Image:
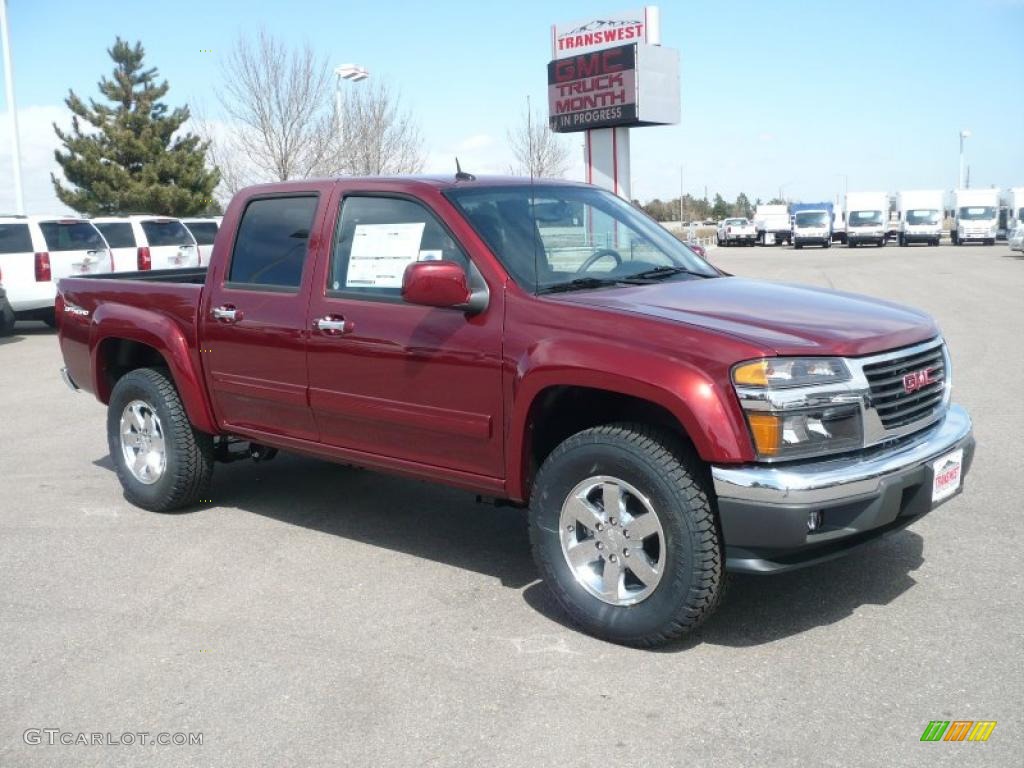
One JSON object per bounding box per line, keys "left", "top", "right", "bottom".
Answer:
{"left": 745, "top": 406, "right": 863, "bottom": 459}
{"left": 733, "top": 357, "right": 863, "bottom": 460}
{"left": 733, "top": 357, "right": 850, "bottom": 388}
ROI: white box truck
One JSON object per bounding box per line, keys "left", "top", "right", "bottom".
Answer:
{"left": 1002, "top": 187, "right": 1024, "bottom": 239}
{"left": 952, "top": 188, "right": 999, "bottom": 245}
{"left": 753, "top": 204, "right": 791, "bottom": 246}
{"left": 845, "top": 192, "right": 889, "bottom": 247}
{"left": 897, "top": 190, "right": 943, "bottom": 247}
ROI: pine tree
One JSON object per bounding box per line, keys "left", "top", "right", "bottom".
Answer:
{"left": 52, "top": 38, "right": 220, "bottom": 216}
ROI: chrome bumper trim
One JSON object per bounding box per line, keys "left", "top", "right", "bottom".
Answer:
{"left": 712, "top": 404, "right": 973, "bottom": 505}
{"left": 60, "top": 366, "right": 80, "bottom": 392}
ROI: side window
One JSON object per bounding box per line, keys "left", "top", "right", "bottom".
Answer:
{"left": 228, "top": 196, "right": 318, "bottom": 289}
{"left": 330, "top": 196, "right": 468, "bottom": 297}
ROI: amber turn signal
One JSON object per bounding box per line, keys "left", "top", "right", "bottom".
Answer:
{"left": 746, "top": 412, "right": 781, "bottom": 456}
{"left": 733, "top": 360, "right": 770, "bottom": 387}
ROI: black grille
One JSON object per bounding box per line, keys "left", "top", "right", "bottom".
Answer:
{"left": 863, "top": 343, "right": 946, "bottom": 430}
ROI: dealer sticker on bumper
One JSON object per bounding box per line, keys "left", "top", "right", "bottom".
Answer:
{"left": 932, "top": 449, "right": 964, "bottom": 503}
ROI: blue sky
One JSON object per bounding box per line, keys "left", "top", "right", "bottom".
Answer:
{"left": 2, "top": 0, "right": 1022, "bottom": 212}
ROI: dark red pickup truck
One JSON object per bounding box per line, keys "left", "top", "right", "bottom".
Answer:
{"left": 57, "top": 176, "right": 975, "bottom": 646}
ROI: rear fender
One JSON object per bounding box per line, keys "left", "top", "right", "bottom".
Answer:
{"left": 89, "top": 303, "right": 218, "bottom": 434}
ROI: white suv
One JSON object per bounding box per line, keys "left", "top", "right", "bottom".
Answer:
{"left": 91, "top": 215, "right": 200, "bottom": 272}
{"left": 180, "top": 217, "right": 222, "bottom": 265}
{"left": 0, "top": 215, "right": 113, "bottom": 326}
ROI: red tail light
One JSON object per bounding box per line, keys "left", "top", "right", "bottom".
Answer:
{"left": 137, "top": 246, "right": 151, "bottom": 271}
{"left": 35, "top": 252, "right": 51, "bottom": 282}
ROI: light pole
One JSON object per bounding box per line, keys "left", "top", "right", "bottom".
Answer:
{"left": 1, "top": 0, "right": 25, "bottom": 214}
{"left": 334, "top": 64, "right": 369, "bottom": 149}
{"left": 958, "top": 129, "right": 971, "bottom": 189}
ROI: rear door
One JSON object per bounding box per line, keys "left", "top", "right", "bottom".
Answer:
{"left": 138, "top": 218, "right": 199, "bottom": 270}
{"left": 93, "top": 221, "right": 137, "bottom": 272}
{"left": 37, "top": 220, "right": 113, "bottom": 279}
{"left": 200, "top": 188, "right": 330, "bottom": 441}
{"left": 183, "top": 220, "right": 218, "bottom": 265}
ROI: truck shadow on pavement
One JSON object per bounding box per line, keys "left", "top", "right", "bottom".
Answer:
{"left": 0, "top": 323, "right": 56, "bottom": 347}
{"left": 95, "top": 450, "right": 926, "bottom": 649}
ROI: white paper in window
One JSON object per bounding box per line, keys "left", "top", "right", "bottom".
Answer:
{"left": 346, "top": 222, "right": 425, "bottom": 288}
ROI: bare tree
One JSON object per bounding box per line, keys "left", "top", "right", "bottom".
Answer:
{"left": 329, "top": 81, "right": 425, "bottom": 176}
{"left": 215, "top": 31, "right": 334, "bottom": 183}
{"left": 508, "top": 101, "right": 571, "bottom": 179}
{"left": 200, "top": 31, "right": 427, "bottom": 192}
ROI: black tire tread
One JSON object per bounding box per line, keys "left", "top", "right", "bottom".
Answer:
{"left": 530, "top": 422, "right": 723, "bottom": 647}
{"left": 109, "top": 367, "right": 213, "bottom": 512}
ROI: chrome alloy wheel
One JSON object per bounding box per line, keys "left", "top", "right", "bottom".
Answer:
{"left": 559, "top": 476, "right": 666, "bottom": 606}
{"left": 119, "top": 400, "right": 167, "bottom": 485}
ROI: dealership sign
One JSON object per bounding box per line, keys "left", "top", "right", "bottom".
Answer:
{"left": 547, "top": 42, "right": 679, "bottom": 133}
{"left": 551, "top": 8, "right": 659, "bottom": 59}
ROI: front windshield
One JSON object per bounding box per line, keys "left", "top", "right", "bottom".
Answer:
{"left": 958, "top": 206, "right": 995, "bottom": 220}
{"left": 906, "top": 209, "right": 940, "bottom": 225}
{"left": 794, "top": 211, "right": 829, "bottom": 227}
{"left": 445, "top": 185, "right": 718, "bottom": 292}
{"left": 849, "top": 210, "right": 883, "bottom": 226}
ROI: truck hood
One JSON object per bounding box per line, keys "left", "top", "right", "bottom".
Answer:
{"left": 555, "top": 276, "right": 938, "bottom": 357}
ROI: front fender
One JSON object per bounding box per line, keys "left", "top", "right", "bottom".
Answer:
{"left": 506, "top": 337, "right": 753, "bottom": 500}
{"left": 90, "top": 303, "right": 218, "bottom": 434}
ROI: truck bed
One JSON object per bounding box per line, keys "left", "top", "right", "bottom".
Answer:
{"left": 57, "top": 271, "right": 207, "bottom": 401}
{"left": 75, "top": 267, "right": 208, "bottom": 284}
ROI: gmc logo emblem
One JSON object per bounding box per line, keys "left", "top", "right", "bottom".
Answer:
{"left": 903, "top": 369, "right": 933, "bottom": 393}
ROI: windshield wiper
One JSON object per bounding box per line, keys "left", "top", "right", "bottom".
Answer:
{"left": 625, "top": 265, "right": 713, "bottom": 281}
{"left": 537, "top": 277, "right": 628, "bottom": 294}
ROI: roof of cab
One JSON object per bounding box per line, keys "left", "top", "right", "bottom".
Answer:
{"left": 236, "top": 175, "right": 590, "bottom": 196}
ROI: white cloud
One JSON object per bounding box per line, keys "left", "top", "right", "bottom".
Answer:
{"left": 0, "top": 104, "right": 73, "bottom": 215}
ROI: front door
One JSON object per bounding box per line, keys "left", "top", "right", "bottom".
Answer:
{"left": 306, "top": 192, "right": 504, "bottom": 479}
{"left": 201, "top": 189, "right": 330, "bottom": 442}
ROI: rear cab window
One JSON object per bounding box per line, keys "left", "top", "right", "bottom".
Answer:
{"left": 227, "top": 196, "right": 319, "bottom": 290}
{"left": 37, "top": 221, "right": 106, "bottom": 251}
{"left": 0, "top": 223, "right": 33, "bottom": 254}
{"left": 140, "top": 220, "right": 194, "bottom": 247}
{"left": 95, "top": 222, "right": 136, "bottom": 249}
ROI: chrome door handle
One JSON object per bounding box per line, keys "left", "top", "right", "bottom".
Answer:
{"left": 212, "top": 306, "right": 240, "bottom": 322}
{"left": 315, "top": 316, "right": 353, "bottom": 334}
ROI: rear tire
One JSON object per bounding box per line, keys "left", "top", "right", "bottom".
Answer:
{"left": 529, "top": 423, "right": 724, "bottom": 647}
{"left": 107, "top": 367, "right": 214, "bottom": 512}
{"left": 0, "top": 303, "right": 14, "bottom": 336}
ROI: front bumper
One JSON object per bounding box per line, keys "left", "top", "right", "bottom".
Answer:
{"left": 711, "top": 404, "right": 974, "bottom": 574}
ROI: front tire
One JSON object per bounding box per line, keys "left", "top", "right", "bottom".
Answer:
{"left": 529, "top": 424, "right": 723, "bottom": 647}
{"left": 107, "top": 367, "right": 214, "bottom": 512}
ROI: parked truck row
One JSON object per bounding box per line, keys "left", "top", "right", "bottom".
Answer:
{"left": 751, "top": 186, "right": 1019, "bottom": 249}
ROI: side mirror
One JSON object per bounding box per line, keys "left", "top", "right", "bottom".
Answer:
{"left": 402, "top": 261, "right": 473, "bottom": 309}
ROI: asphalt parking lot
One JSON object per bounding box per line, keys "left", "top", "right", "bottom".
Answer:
{"left": 1, "top": 242, "right": 1021, "bottom": 767}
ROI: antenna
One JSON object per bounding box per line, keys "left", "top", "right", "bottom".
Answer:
{"left": 455, "top": 158, "right": 475, "bottom": 182}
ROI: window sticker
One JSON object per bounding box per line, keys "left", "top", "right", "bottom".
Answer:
{"left": 346, "top": 222, "right": 425, "bottom": 288}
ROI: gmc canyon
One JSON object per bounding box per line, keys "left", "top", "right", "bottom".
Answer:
{"left": 56, "top": 176, "right": 975, "bottom": 647}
